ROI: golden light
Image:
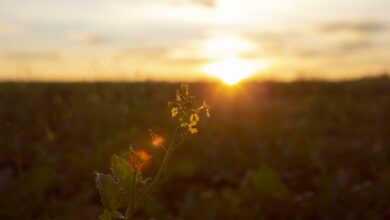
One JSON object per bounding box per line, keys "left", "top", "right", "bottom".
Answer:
{"left": 129, "top": 149, "right": 152, "bottom": 170}
{"left": 152, "top": 136, "right": 164, "bottom": 148}
{"left": 199, "top": 33, "right": 267, "bottom": 85}
{"left": 201, "top": 34, "right": 255, "bottom": 59}
{"left": 202, "top": 58, "right": 259, "bottom": 85}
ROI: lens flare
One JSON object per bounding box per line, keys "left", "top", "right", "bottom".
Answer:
{"left": 129, "top": 149, "right": 152, "bottom": 170}
{"left": 152, "top": 136, "right": 164, "bottom": 148}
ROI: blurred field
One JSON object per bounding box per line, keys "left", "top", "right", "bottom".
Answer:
{"left": 0, "top": 77, "right": 390, "bottom": 219}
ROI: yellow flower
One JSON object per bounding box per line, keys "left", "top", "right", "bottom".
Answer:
{"left": 169, "top": 84, "right": 210, "bottom": 134}
{"left": 188, "top": 115, "right": 198, "bottom": 134}
{"left": 171, "top": 107, "right": 179, "bottom": 117}
{"left": 189, "top": 120, "right": 198, "bottom": 127}
{"left": 189, "top": 127, "right": 198, "bottom": 134}
{"left": 190, "top": 113, "right": 200, "bottom": 122}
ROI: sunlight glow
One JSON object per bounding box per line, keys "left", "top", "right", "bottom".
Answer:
{"left": 202, "top": 58, "right": 259, "bottom": 85}
{"left": 201, "top": 34, "right": 255, "bottom": 59}
{"left": 200, "top": 33, "right": 263, "bottom": 85}
{"left": 152, "top": 136, "right": 164, "bottom": 148}
{"left": 129, "top": 149, "right": 152, "bottom": 170}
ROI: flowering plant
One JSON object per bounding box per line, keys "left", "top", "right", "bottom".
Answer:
{"left": 95, "top": 84, "right": 210, "bottom": 220}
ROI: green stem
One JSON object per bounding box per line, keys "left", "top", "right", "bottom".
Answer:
{"left": 133, "top": 123, "right": 181, "bottom": 211}
{"left": 132, "top": 169, "right": 137, "bottom": 207}
{"left": 134, "top": 146, "right": 172, "bottom": 212}
{"left": 124, "top": 164, "right": 139, "bottom": 219}
{"left": 172, "top": 134, "right": 188, "bottom": 151}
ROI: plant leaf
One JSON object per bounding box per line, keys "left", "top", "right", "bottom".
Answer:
{"left": 99, "top": 209, "right": 112, "bottom": 220}
{"left": 111, "top": 155, "right": 135, "bottom": 204}
{"left": 111, "top": 155, "right": 135, "bottom": 188}
{"left": 95, "top": 172, "right": 121, "bottom": 212}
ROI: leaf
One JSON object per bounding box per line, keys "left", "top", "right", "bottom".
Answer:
{"left": 111, "top": 154, "right": 136, "bottom": 206}
{"left": 111, "top": 155, "right": 135, "bottom": 188}
{"left": 113, "top": 211, "right": 125, "bottom": 219}
{"left": 99, "top": 210, "right": 124, "bottom": 220}
{"left": 99, "top": 209, "right": 112, "bottom": 220}
{"left": 95, "top": 172, "right": 121, "bottom": 212}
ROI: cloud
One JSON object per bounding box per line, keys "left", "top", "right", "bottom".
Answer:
{"left": 0, "top": 21, "right": 22, "bottom": 35}
{"left": 337, "top": 40, "right": 374, "bottom": 51}
{"left": 244, "top": 32, "right": 296, "bottom": 55}
{"left": 190, "top": 0, "right": 216, "bottom": 8}
{"left": 116, "top": 47, "right": 171, "bottom": 60}
{"left": 317, "top": 21, "right": 388, "bottom": 34}
{"left": 67, "top": 31, "right": 111, "bottom": 45}
{"left": 3, "top": 51, "right": 62, "bottom": 61}
{"left": 115, "top": 46, "right": 209, "bottom": 66}
{"left": 169, "top": 0, "right": 216, "bottom": 8}
{"left": 244, "top": 28, "right": 383, "bottom": 59}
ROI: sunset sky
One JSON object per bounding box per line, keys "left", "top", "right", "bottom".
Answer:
{"left": 0, "top": 0, "right": 389, "bottom": 81}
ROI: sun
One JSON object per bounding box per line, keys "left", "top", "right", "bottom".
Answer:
{"left": 202, "top": 58, "right": 258, "bottom": 85}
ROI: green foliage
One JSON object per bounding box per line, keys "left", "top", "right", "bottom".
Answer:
{"left": 111, "top": 155, "right": 135, "bottom": 204}
{"left": 0, "top": 77, "right": 390, "bottom": 219}
{"left": 95, "top": 84, "right": 210, "bottom": 219}
{"left": 250, "top": 167, "right": 291, "bottom": 200}
{"left": 95, "top": 173, "right": 122, "bottom": 219}
{"left": 96, "top": 154, "right": 151, "bottom": 219}
{"left": 99, "top": 209, "right": 114, "bottom": 220}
